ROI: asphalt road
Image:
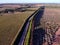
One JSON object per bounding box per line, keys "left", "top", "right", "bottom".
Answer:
{"left": 18, "top": 22, "right": 29, "bottom": 45}
{"left": 13, "top": 6, "right": 45, "bottom": 45}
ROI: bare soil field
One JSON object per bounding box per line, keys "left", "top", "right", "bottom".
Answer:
{"left": 0, "top": 8, "right": 38, "bottom": 45}
{"left": 43, "top": 7, "right": 60, "bottom": 25}
{"left": 40, "top": 7, "right": 60, "bottom": 45}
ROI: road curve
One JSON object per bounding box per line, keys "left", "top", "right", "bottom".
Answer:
{"left": 13, "top": 6, "right": 45, "bottom": 45}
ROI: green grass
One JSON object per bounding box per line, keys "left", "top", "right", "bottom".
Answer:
{"left": 0, "top": 10, "right": 36, "bottom": 45}
{"left": 24, "top": 19, "right": 32, "bottom": 45}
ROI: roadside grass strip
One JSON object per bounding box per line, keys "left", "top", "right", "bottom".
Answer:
{"left": 24, "top": 19, "right": 32, "bottom": 45}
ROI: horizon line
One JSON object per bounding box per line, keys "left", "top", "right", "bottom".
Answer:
{"left": 0, "top": 3, "right": 60, "bottom": 4}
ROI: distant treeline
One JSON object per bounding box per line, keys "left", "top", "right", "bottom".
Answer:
{"left": 0, "top": 7, "right": 28, "bottom": 14}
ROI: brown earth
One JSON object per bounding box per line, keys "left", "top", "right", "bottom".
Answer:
{"left": 42, "top": 7, "right": 60, "bottom": 45}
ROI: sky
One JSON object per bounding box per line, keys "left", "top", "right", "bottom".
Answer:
{"left": 0, "top": 0, "right": 60, "bottom": 3}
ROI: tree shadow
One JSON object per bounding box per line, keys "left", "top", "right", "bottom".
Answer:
{"left": 32, "top": 28, "right": 45, "bottom": 45}
{"left": 32, "top": 6, "right": 45, "bottom": 45}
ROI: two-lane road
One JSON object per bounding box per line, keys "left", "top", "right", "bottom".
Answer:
{"left": 13, "top": 6, "right": 46, "bottom": 45}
